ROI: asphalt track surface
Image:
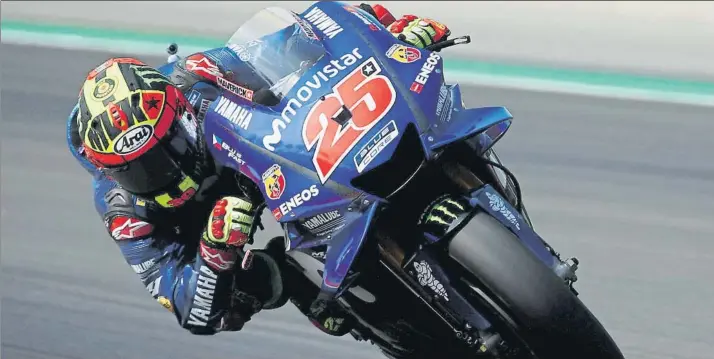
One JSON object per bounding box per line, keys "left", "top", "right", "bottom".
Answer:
{"left": 2, "top": 44, "right": 713, "bottom": 359}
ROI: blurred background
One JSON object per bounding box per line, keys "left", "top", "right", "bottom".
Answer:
{"left": 2, "top": 1, "right": 713, "bottom": 359}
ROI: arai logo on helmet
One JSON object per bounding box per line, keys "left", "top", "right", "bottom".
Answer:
{"left": 114, "top": 124, "right": 154, "bottom": 155}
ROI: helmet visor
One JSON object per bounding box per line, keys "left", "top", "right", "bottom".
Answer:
{"left": 104, "top": 109, "right": 202, "bottom": 195}
{"left": 105, "top": 144, "right": 183, "bottom": 194}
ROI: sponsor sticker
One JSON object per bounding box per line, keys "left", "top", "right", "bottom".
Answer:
{"left": 385, "top": 44, "right": 422, "bottom": 64}
{"left": 113, "top": 124, "right": 154, "bottom": 155}
{"left": 414, "top": 261, "right": 450, "bottom": 301}
{"left": 130, "top": 64, "right": 170, "bottom": 87}
{"left": 196, "top": 98, "right": 211, "bottom": 121}
{"left": 263, "top": 47, "right": 363, "bottom": 151}
{"left": 186, "top": 266, "right": 218, "bottom": 326}
{"left": 187, "top": 89, "right": 201, "bottom": 107}
{"left": 261, "top": 164, "right": 286, "bottom": 200}
{"left": 353, "top": 120, "right": 399, "bottom": 173}
{"left": 410, "top": 52, "right": 441, "bottom": 94}
{"left": 301, "top": 210, "right": 346, "bottom": 237}
{"left": 212, "top": 134, "right": 245, "bottom": 166}
{"left": 109, "top": 216, "right": 153, "bottom": 240}
{"left": 303, "top": 7, "right": 344, "bottom": 39}
{"left": 292, "top": 13, "right": 319, "bottom": 40}
{"left": 227, "top": 44, "right": 252, "bottom": 62}
{"left": 435, "top": 85, "right": 452, "bottom": 123}
{"left": 301, "top": 57, "right": 396, "bottom": 183}
{"left": 214, "top": 97, "right": 252, "bottom": 130}
{"left": 484, "top": 191, "right": 521, "bottom": 230}
{"left": 272, "top": 207, "right": 283, "bottom": 221}
{"left": 276, "top": 185, "right": 320, "bottom": 217}
{"left": 92, "top": 77, "right": 117, "bottom": 100}
{"left": 185, "top": 54, "right": 223, "bottom": 82}
{"left": 217, "top": 77, "right": 254, "bottom": 102}
{"left": 131, "top": 258, "right": 157, "bottom": 275}
{"left": 302, "top": 210, "right": 342, "bottom": 230}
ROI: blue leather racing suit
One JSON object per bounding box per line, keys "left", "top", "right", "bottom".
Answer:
{"left": 65, "top": 23, "right": 323, "bottom": 335}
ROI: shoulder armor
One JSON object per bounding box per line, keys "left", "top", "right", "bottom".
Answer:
{"left": 104, "top": 187, "right": 134, "bottom": 212}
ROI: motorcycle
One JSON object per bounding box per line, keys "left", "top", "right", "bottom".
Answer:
{"left": 161, "top": 2, "right": 625, "bottom": 358}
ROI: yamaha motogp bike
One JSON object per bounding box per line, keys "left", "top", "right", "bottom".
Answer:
{"left": 165, "top": 2, "right": 625, "bottom": 358}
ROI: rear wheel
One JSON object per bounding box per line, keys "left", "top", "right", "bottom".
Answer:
{"left": 448, "top": 211, "right": 624, "bottom": 359}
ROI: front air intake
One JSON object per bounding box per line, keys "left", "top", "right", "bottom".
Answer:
{"left": 351, "top": 123, "right": 425, "bottom": 198}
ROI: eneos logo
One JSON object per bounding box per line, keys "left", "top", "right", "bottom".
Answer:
{"left": 262, "top": 164, "right": 286, "bottom": 200}
{"left": 386, "top": 44, "right": 422, "bottom": 64}
{"left": 114, "top": 124, "right": 153, "bottom": 155}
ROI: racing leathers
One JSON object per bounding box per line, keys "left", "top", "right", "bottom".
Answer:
{"left": 66, "top": 3, "right": 450, "bottom": 337}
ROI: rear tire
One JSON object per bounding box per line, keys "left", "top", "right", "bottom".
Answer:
{"left": 448, "top": 211, "right": 624, "bottom": 359}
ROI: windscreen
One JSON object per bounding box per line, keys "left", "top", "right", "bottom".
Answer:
{"left": 224, "top": 7, "right": 327, "bottom": 98}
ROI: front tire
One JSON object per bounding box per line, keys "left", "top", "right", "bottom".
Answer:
{"left": 448, "top": 211, "right": 624, "bottom": 359}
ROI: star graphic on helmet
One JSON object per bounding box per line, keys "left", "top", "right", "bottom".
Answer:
{"left": 145, "top": 97, "right": 160, "bottom": 110}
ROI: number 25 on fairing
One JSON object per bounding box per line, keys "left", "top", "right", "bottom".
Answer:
{"left": 302, "top": 57, "right": 396, "bottom": 184}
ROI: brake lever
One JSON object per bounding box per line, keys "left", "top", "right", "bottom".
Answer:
{"left": 425, "top": 35, "right": 471, "bottom": 52}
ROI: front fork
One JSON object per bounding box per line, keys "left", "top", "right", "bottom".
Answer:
{"left": 380, "top": 184, "right": 580, "bottom": 354}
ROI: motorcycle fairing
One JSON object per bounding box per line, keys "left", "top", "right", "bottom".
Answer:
{"left": 195, "top": 1, "right": 531, "bottom": 299}
{"left": 320, "top": 200, "right": 382, "bottom": 294}
{"left": 422, "top": 84, "right": 513, "bottom": 153}
{"left": 402, "top": 186, "right": 559, "bottom": 341}
{"left": 456, "top": 185, "right": 558, "bottom": 268}
{"left": 404, "top": 250, "right": 492, "bottom": 331}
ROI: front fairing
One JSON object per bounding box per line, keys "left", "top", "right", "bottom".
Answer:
{"left": 198, "top": 2, "right": 520, "bottom": 298}
{"left": 222, "top": 2, "right": 445, "bottom": 187}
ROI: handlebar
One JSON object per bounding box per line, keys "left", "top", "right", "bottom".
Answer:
{"left": 425, "top": 35, "right": 471, "bottom": 52}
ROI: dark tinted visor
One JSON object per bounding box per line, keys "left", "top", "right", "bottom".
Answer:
{"left": 104, "top": 110, "right": 201, "bottom": 195}
{"left": 106, "top": 144, "right": 182, "bottom": 194}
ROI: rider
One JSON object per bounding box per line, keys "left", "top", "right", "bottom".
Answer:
{"left": 67, "top": 3, "right": 450, "bottom": 337}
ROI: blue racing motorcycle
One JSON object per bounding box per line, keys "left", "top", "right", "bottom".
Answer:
{"left": 163, "top": 2, "right": 625, "bottom": 358}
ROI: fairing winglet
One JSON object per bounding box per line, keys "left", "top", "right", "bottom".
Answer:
{"left": 425, "top": 86, "right": 513, "bottom": 152}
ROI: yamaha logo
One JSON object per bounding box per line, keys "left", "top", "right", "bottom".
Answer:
{"left": 114, "top": 124, "right": 154, "bottom": 155}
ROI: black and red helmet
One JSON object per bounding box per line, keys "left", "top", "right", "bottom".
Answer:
{"left": 77, "top": 57, "right": 206, "bottom": 208}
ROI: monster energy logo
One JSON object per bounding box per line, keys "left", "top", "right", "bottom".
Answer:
{"left": 131, "top": 65, "right": 170, "bottom": 86}
{"left": 423, "top": 198, "right": 466, "bottom": 227}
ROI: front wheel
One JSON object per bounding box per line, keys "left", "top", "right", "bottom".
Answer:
{"left": 448, "top": 211, "right": 624, "bottom": 359}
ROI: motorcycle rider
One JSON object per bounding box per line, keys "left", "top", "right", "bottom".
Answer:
{"left": 67, "top": 3, "right": 450, "bottom": 338}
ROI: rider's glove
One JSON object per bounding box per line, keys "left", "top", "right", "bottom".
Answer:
{"left": 200, "top": 196, "right": 255, "bottom": 272}
{"left": 388, "top": 15, "right": 450, "bottom": 49}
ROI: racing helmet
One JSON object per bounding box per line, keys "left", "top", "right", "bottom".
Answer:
{"left": 76, "top": 57, "right": 207, "bottom": 208}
